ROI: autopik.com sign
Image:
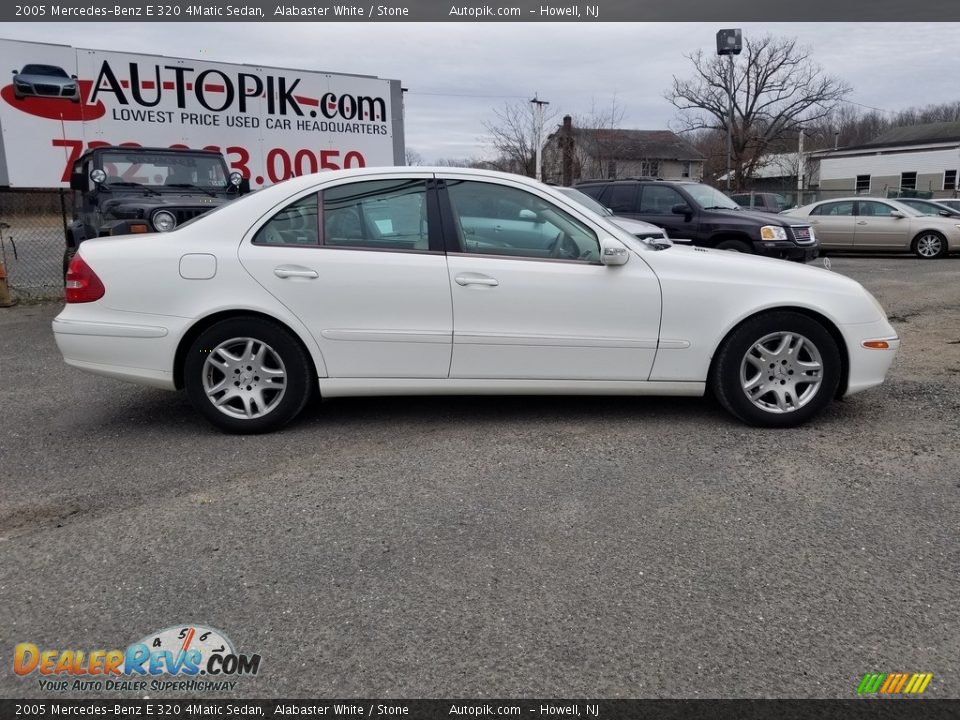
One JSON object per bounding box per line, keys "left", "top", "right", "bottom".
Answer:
{"left": 0, "top": 38, "right": 404, "bottom": 188}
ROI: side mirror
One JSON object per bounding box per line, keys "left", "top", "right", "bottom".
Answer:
{"left": 518, "top": 208, "right": 539, "bottom": 222}
{"left": 671, "top": 203, "right": 692, "bottom": 217}
{"left": 11, "top": 69, "right": 17, "bottom": 74}
{"left": 71, "top": 74, "right": 78, "bottom": 80}
{"left": 600, "top": 237, "right": 629, "bottom": 266}
{"left": 889, "top": 210, "right": 905, "bottom": 218}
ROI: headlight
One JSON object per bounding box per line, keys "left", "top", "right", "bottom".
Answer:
{"left": 760, "top": 225, "right": 788, "bottom": 241}
{"left": 807, "top": 227, "right": 816, "bottom": 242}
{"left": 152, "top": 210, "right": 177, "bottom": 232}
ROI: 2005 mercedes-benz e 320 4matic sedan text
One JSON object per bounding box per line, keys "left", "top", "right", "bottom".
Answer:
{"left": 54, "top": 167, "right": 900, "bottom": 433}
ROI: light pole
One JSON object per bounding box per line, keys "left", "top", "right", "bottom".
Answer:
{"left": 530, "top": 94, "right": 549, "bottom": 182}
{"left": 716, "top": 29, "right": 742, "bottom": 191}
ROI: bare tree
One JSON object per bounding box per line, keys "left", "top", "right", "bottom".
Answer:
{"left": 666, "top": 35, "right": 851, "bottom": 189}
{"left": 482, "top": 100, "right": 559, "bottom": 177}
{"left": 405, "top": 149, "right": 424, "bottom": 166}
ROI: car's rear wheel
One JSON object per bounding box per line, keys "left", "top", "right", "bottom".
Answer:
{"left": 912, "top": 231, "right": 947, "bottom": 259}
{"left": 184, "top": 318, "right": 312, "bottom": 434}
{"left": 715, "top": 239, "right": 752, "bottom": 253}
{"left": 712, "top": 311, "right": 840, "bottom": 427}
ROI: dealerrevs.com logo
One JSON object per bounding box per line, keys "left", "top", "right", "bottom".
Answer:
{"left": 14, "top": 625, "right": 261, "bottom": 693}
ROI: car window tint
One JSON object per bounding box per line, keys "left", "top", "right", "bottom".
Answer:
{"left": 252, "top": 193, "right": 319, "bottom": 246}
{"left": 600, "top": 184, "right": 636, "bottom": 213}
{"left": 813, "top": 201, "right": 854, "bottom": 217}
{"left": 639, "top": 185, "right": 685, "bottom": 214}
{"left": 447, "top": 180, "right": 600, "bottom": 263}
{"left": 858, "top": 201, "right": 897, "bottom": 217}
{"left": 323, "top": 179, "right": 429, "bottom": 251}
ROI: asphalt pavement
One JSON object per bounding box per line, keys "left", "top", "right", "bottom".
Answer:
{"left": 1, "top": 256, "right": 958, "bottom": 699}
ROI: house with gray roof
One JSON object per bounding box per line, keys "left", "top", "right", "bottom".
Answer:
{"left": 807, "top": 120, "right": 960, "bottom": 198}
{"left": 543, "top": 115, "right": 705, "bottom": 186}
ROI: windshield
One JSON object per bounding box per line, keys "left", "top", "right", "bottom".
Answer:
{"left": 555, "top": 187, "right": 613, "bottom": 216}
{"left": 21, "top": 64, "right": 70, "bottom": 77}
{"left": 98, "top": 151, "right": 229, "bottom": 189}
{"left": 685, "top": 183, "right": 740, "bottom": 210}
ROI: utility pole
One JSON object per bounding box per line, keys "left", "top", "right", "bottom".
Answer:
{"left": 797, "top": 127, "right": 805, "bottom": 203}
{"left": 530, "top": 94, "right": 549, "bottom": 182}
{"left": 716, "top": 29, "right": 742, "bottom": 191}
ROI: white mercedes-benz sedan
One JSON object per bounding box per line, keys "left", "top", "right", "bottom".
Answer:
{"left": 54, "top": 167, "right": 900, "bottom": 433}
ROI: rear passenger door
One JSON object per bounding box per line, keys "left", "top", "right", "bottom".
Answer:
{"left": 805, "top": 200, "right": 855, "bottom": 249}
{"left": 238, "top": 174, "right": 454, "bottom": 379}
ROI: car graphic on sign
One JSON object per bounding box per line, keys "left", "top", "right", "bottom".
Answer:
{"left": 11, "top": 64, "right": 80, "bottom": 102}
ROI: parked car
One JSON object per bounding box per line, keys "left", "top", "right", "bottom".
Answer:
{"left": 895, "top": 197, "right": 960, "bottom": 218}
{"left": 64, "top": 146, "right": 250, "bottom": 276}
{"left": 575, "top": 178, "right": 817, "bottom": 262}
{"left": 783, "top": 197, "right": 960, "bottom": 259}
{"left": 554, "top": 186, "right": 674, "bottom": 244}
{"left": 933, "top": 199, "right": 960, "bottom": 212}
{"left": 55, "top": 167, "right": 899, "bottom": 433}
{"left": 11, "top": 64, "right": 79, "bottom": 102}
{"left": 729, "top": 192, "right": 792, "bottom": 213}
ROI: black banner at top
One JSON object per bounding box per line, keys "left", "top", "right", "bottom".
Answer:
{"left": 3, "top": 0, "right": 960, "bottom": 22}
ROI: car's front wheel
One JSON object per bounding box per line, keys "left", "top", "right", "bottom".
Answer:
{"left": 912, "top": 231, "right": 947, "bottom": 259}
{"left": 184, "top": 317, "right": 312, "bottom": 434}
{"left": 712, "top": 311, "right": 840, "bottom": 427}
{"left": 715, "top": 239, "right": 752, "bottom": 253}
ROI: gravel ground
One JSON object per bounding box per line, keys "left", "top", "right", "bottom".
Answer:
{"left": 0, "top": 255, "right": 958, "bottom": 700}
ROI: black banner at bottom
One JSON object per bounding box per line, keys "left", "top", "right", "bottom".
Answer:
{"left": 2, "top": 699, "right": 960, "bottom": 720}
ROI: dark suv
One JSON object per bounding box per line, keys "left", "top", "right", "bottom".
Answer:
{"left": 576, "top": 179, "right": 817, "bottom": 262}
{"left": 64, "top": 146, "right": 249, "bottom": 275}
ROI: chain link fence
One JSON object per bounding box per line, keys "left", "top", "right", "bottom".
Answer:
{"left": 0, "top": 189, "right": 71, "bottom": 301}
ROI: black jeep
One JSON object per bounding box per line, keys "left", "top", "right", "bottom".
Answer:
{"left": 64, "top": 146, "right": 249, "bottom": 275}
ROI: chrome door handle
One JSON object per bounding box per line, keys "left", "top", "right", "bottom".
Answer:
{"left": 856, "top": 221, "right": 868, "bottom": 225}
{"left": 455, "top": 274, "right": 499, "bottom": 287}
{"left": 274, "top": 267, "right": 319, "bottom": 279}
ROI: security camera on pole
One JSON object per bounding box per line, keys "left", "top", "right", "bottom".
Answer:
{"left": 716, "top": 29, "right": 742, "bottom": 192}
{"left": 530, "top": 94, "right": 549, "bottom": 182}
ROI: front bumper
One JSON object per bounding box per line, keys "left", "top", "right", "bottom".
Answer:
{"left": 753, "top": 240, "right": 819, "bottom": 262}
{"left": 840, "top": 318, "right": 901, "bottom": 397}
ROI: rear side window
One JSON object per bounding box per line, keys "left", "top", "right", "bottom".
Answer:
{"left": 323, "top": 179, "right": 430, "bottom": 251}
{"left": 600, "top": 184, "right": 637, "bottom": 213}
{"left": 811, "top": 201, "right": 854, "bottom": 217}
{"left": 253, "top": 194, "right": 319, "bottom": 245}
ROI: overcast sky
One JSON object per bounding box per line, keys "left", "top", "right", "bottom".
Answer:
{"left": 7, "top": 22, "right": 957, "bottom": 162}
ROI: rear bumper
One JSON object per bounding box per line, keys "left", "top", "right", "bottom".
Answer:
{"left": 52, "top": 308, "right": 186, "bottom": 390}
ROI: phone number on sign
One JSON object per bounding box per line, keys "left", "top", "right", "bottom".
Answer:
{"left": 52, "top": 139, "right": 367, "bottom": 185}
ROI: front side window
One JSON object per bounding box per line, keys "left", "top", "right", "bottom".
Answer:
{"left": 639, "top": 185, "right": 685, "bottom": 214}
{"left": 253, "top": 194, "right": 319, "bottom": 245}
{"left": 98, "top": 151, "right": 228, "bottom": 188}
{"left": 857, "top": 201, "right": 899, "bottom": 217}
{"left": 323, "top": 179, "right": 430, "bottom": 251}
{"left": 447, "top": 180, "right": 600, "bottom": 262}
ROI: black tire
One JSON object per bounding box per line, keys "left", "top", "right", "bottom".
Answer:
{"left": 715, "top": 239, "right": 752, "bottom": 253}
{"left": 911, "top": 231, "right": 948, "bottom": 259}
{"left": 711, "top": 311, "right": 840, "bottom": 428}
{"left": 184, "top": 317, "right": 312, "bottom": 434}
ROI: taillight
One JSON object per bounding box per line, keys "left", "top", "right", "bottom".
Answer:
{"left": 65, "top": 254, "right": 105, "bottom": 303}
